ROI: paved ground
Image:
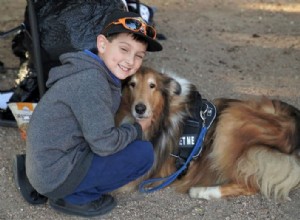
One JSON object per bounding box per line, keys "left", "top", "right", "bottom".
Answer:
{"left": 1, "top": 0, "right": 300, "bottom": 219}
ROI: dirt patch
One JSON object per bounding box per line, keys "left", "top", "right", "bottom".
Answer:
{"left": 1, "top": 0, "right": 300, "bottom": 219}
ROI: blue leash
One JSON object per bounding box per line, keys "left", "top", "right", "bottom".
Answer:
{"left": 139, "top": 126, "right": 208, "bottom": 193}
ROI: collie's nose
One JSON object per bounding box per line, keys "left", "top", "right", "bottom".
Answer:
{"left": 135, "top": 103, "right": 146, "bottom": 114}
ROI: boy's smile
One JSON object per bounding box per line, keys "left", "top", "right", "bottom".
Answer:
{"left": 97, "top": 33, "right": 147, "bottom": 80}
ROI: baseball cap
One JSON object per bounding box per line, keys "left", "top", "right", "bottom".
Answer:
{"left": 100, "top": 10, "right": 162, "bottom": 52}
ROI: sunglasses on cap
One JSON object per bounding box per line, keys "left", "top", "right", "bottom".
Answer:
{"left": 102, "top": 17, "right": 157, "bottom": 39}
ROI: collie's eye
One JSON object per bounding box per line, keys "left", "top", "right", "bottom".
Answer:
{"left": 129, "top": 82, "right": 136, "bottom": 88}
{"left": 149, "top": 83, "right": 156, "bottom": 89}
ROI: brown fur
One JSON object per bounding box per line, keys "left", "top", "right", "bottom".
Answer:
{"left": 116, "top": 66, "right": 300, "bottom": 200}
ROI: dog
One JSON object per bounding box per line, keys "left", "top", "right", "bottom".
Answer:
{"left": 115, "top": 66, "right": 300, "bottom": 200}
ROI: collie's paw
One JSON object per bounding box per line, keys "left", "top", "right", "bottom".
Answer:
{"left": 189, "top": 187, "right": 221, "bottom": 200}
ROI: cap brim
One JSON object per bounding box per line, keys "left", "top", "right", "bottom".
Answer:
{"left": 102, "top": 26, "right": 162, "bottom": 52}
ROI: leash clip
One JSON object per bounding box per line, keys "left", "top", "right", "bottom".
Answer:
{"left": 200, "top": 101, "right": 217, "bottom": 129}
{"left": 200, "top": 103, "right": 208, "bottom": 126}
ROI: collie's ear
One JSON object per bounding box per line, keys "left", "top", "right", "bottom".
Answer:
{"left": 169, "top": 78, "right": 181, "bottom": 96}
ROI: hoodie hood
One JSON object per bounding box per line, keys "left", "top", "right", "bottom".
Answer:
{"left": 46, "top": 51, "right": 119, "bottom": 88}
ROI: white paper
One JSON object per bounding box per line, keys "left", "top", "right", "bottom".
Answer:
{"left": 0, "top": 92, "right": 13, "bottom": 109}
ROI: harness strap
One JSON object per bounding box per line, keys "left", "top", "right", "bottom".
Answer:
{"left": 173, "top": 91, "right": 202, "bottom": 165}
{"left": 173, "top": 118, "right": 201, "bottom": 178}
{"left": 173, "top": 99, "right": 216, "bottom": 177}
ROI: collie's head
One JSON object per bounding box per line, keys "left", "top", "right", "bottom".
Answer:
{"left": 118, "top": 67, "right": 180, "bottom": 138}
{"left": 116, "top": 66, "right": 197, "bottom": 170}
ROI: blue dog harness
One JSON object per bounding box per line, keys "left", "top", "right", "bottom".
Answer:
{"left": 139, "top": 92, "right": 217, "bottom": 193}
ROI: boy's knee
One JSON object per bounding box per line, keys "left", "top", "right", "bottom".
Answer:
{"left": 142, "top": 142, "right": 154, "bottom": 167}
{"left": 129, "top": 140, "right": 154, "bottom": 168}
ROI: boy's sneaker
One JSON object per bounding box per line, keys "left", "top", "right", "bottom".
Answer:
{"left": 49, "top": 195, "right": 116, "bottom": 217}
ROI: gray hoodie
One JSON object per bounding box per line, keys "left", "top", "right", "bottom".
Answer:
{"left": 26, "top": 51, "right": 142, "bottom": 198}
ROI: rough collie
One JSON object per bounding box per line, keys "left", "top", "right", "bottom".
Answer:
{"left": 115, "top": 66, "right": 300, "bottom": 200}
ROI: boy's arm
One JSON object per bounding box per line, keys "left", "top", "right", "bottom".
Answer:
{"left": 71, "top": 71, "right": 140, "bottom": 156}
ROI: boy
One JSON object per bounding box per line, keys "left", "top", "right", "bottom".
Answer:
{"left": 24, "top": 10, "right": 162, "bottom": 217}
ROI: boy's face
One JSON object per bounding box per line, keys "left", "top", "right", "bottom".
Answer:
{"left": 97, "top": 33, "right": 147, "bottom": 80}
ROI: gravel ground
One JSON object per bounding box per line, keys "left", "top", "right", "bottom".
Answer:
{"left": 1, "top": 0, "right": 300, "bottom": 219}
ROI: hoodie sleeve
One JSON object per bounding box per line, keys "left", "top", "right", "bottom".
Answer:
{"left": 71, "top": 70, "right": 139, "bottom": 156}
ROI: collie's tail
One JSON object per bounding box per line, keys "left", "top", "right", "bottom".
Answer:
{"left": 237, "top": 147, "right": 300, "bottom": 200}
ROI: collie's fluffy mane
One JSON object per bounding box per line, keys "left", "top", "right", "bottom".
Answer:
{"left": 144, "top": 69, "right": 197, "bottom": 177}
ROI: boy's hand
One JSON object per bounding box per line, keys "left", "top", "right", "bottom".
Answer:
{"left": 137, "top": 118, "right": 152, "bottom": 132}
{"left": 120, "top": 115, "right": 135, "bottom": 125}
